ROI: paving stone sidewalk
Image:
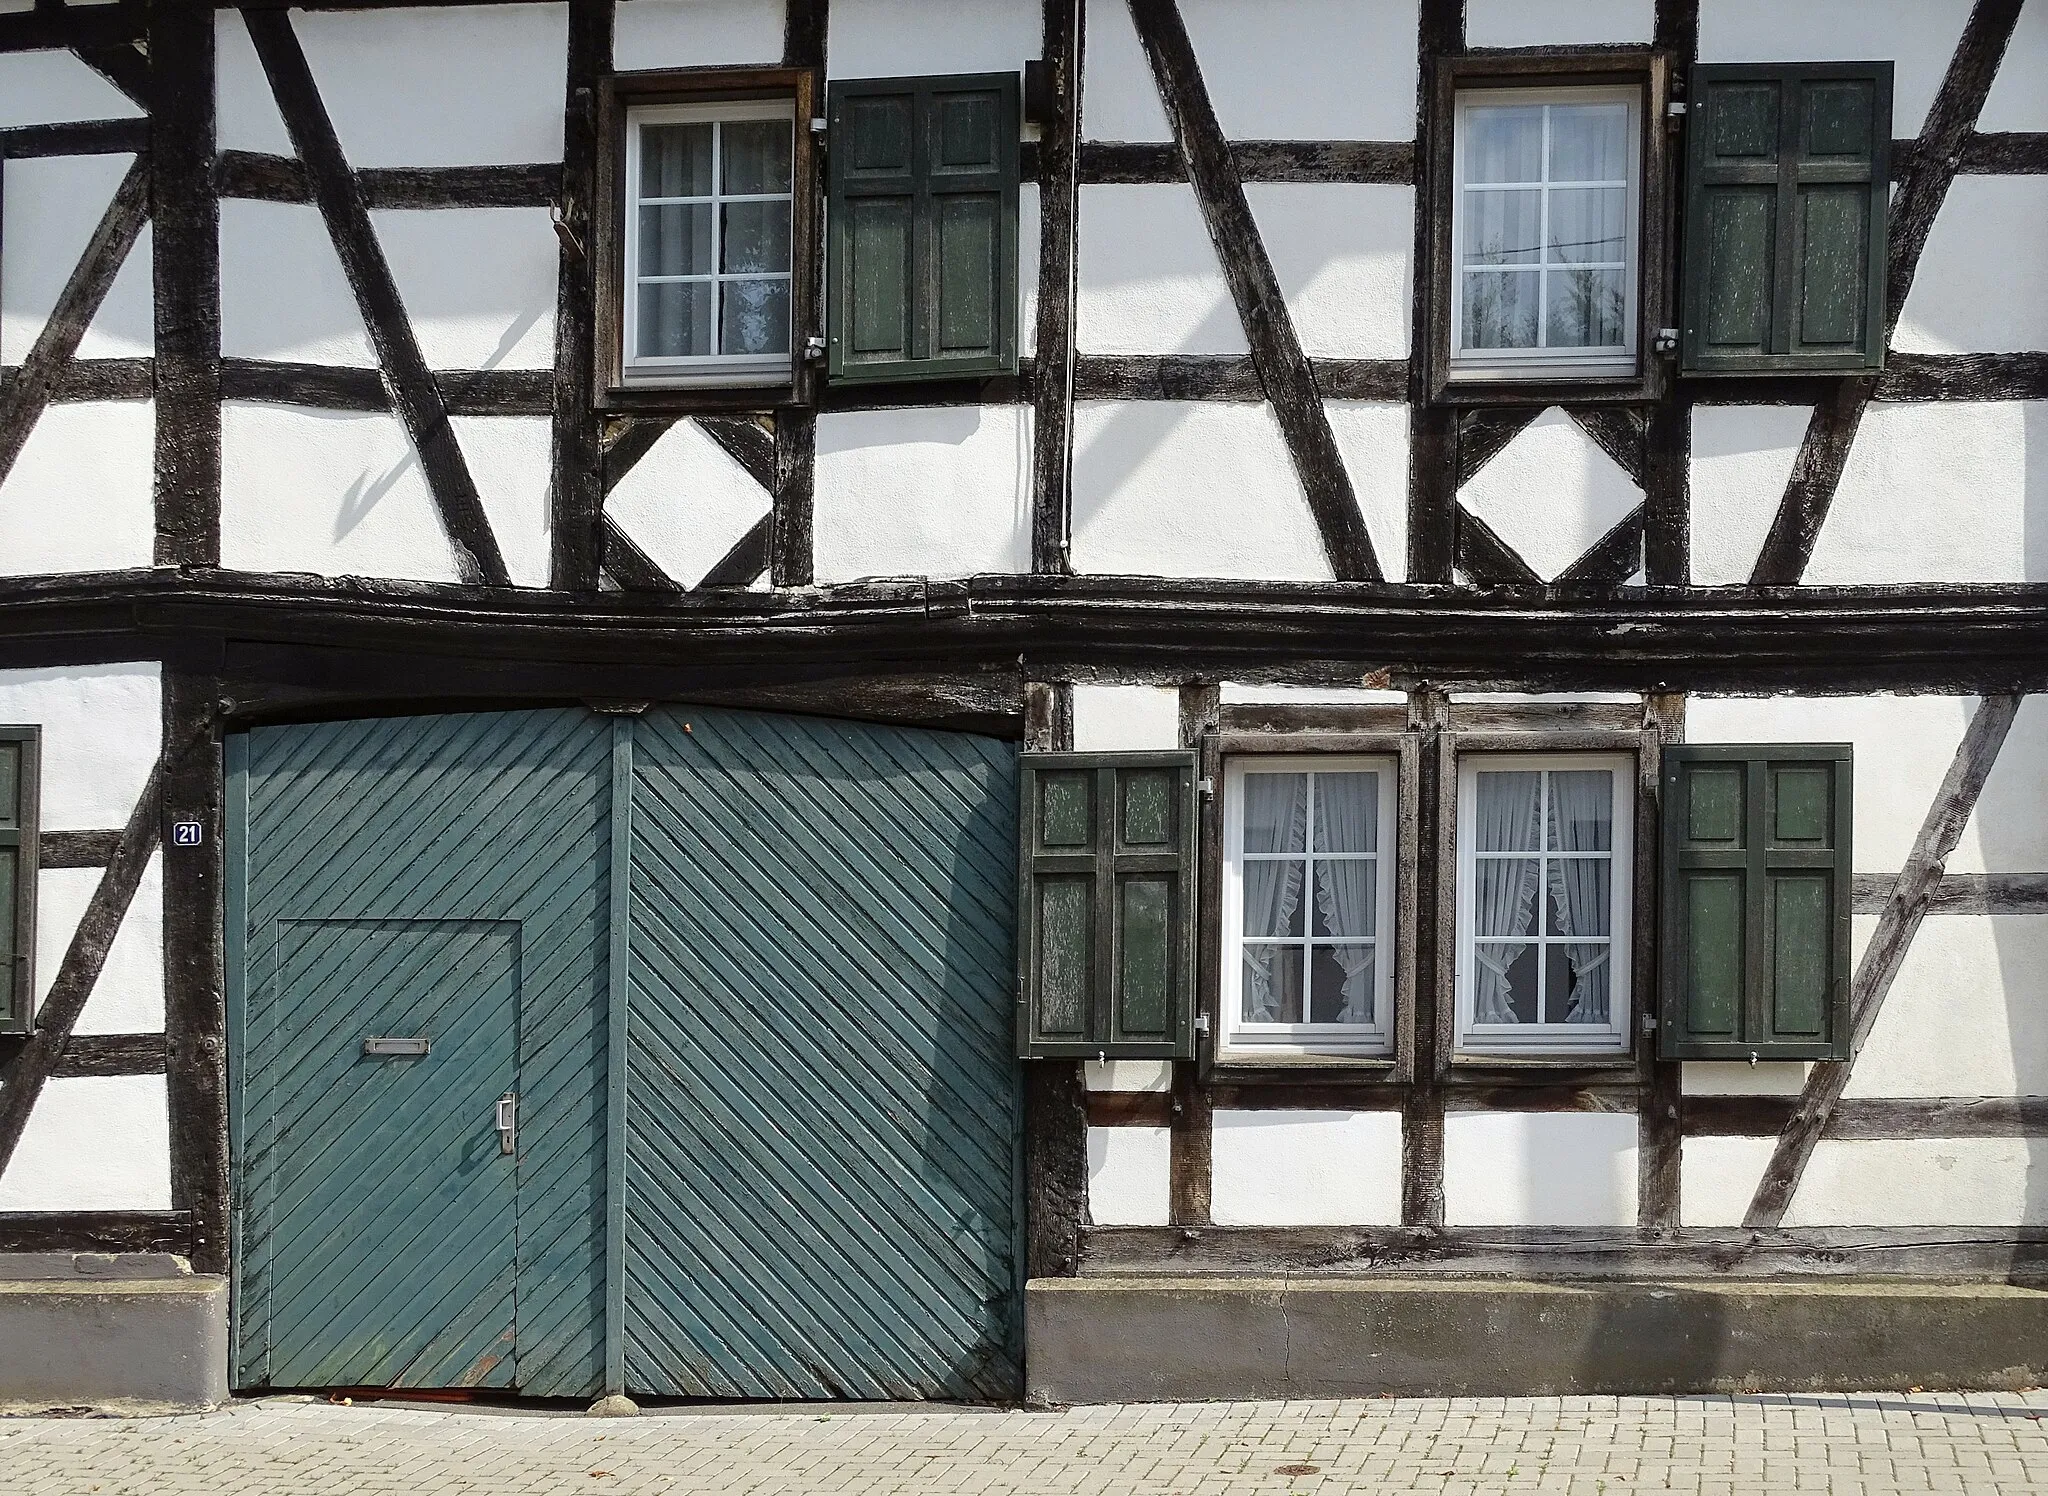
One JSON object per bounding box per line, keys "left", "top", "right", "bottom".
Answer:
{"left": 4, "top": 1390, "right": 2048, "bottom": 1495}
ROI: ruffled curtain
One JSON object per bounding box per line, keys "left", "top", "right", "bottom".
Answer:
{"left": 1241, "top": 775, "right": 1307, "bottom": 1021}
{"left": 1472, "top": 771, "right": 1542, "bottom": 1023}
{"left": 1312, "top": 772, "right": 1377, "bottom": 1023}
{"left": 1546, "top": 769, "right": 1612, "bottom": 1024}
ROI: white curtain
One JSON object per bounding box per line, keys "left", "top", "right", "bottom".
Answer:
{"left": 1546, "top": 770, "right": 1613, "bottom": 1023}
{"left": 1313, "top": 772, "right": 1377, "bottom": 1023}
{"left": 1471, "top": 771, "right": 1542, "bottom": 1023}
{"left": 1241, "top": 775, "right": 1307, "bottom": 1021}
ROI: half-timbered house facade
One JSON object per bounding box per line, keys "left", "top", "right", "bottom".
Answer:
{"left": 3, "top": 0, "right": 2048, "bottom": 1409}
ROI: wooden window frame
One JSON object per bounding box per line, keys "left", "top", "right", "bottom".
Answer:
{"left": 1201, "top": 730, "right": 1421, "bottom": 1082}
{"left": 595, "top": 66, "right": 822, "bottom": 414}
{"left": 1425, "top": 50, "right": 1672, "bottom": 407}
{"left": 1680, "top": 63, "right": 1892, "bottom": 376}
{"left": 1218, "top": 753, "right": 1401, "bottom": 1063}
{"left": 1452, "top": 749, "right": 1636, "bottom": 1058}
{"left": 0, "top": 725, "right": 41, "bottom": 1037}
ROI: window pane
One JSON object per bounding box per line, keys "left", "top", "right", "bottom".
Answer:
{"left": 1550, "top": 103, "right": 1628, "bottom": 182}
{"left": 1546, "top": 858, "right": 1611, "bottom": 938}
{"left": 639, "top": 203, "right": 712, "bottom": 277}
{"left": 1473, "top": 858, "right": 1541, "bottom": 937}
{"left": 722, "top": 118, "right": 792, "bottom": 195}
{"left": 1463, "top": 270, "right": 1540, "bottom": 349}
{"left": 1310, "top": 944, "right": 1374, "bottom": 1025}
{"left": 1242, "top": 943, "right": 1303, "bottom": 1023}
{"left": 641, "top": 122, "right": 713, "bottom": 198}
{"left": 1464, "top": 190, "right": 1541, "bottom": 266}
{"left": 1243, "top": 861, "right": 1304, "bottom": 940}
{"left": 720, "top": 278, "right": 790, "bottom": 356}
{"left": 1548, "top": 186, "right": 1626, "bottom": 265}
{"left": 1547, "top": 268, "right": 1627, "bottom": 349}
{"left": 1548, "top": 943, "right": 1612, "bottom": 1025}
{"left": 1312, "top": 860, "right": 1375, "bottom": 938}
{"left": 1475, "top": 771, "right": 1543, "bottom": 851}
{"left": 1242, "top": 773, "right": 1307, "bottom": 854}
{"left": 1465, "top": 105, "right": 1543, "bottom": 183}
{"left": 1473, "top": 942, "right": 1537, "bottom": 1023}
{"left": 722, "top": 201, "right": 791, "bottom": 275}
{"left": 1312, "top": 772, "right": 1377, "bottom": 853}
{"left": 1547, "top": 770, "right": 1614, "bottom": 851}
{"left": 637, "top": 280, "right": 713, "bottom": 358}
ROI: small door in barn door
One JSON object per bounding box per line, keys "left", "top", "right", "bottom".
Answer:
{"left": 624, "top": 707, "right": 1022, "bottom": 1400}
{"left": 231, "top": 711, "right": 613, "bottom": 1396}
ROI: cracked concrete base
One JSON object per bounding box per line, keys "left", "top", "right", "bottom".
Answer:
{"left": 1025, "top": 1277, "right": 2048, "bottom": 1403}
{"left": 0, "top": 1261, "right": 228, "bottom": 1411}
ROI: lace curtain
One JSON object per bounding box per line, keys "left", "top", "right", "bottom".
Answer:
{"left": 1546, "top": 769, "right": 1612, "bottom": 1024}
{"left": 1471, "top": 771, "right": 1542, "bottom": 1023}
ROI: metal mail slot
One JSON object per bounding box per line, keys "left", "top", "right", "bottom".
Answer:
{"left": 362, "top": 1037, "right": 431, "bottom": 1058}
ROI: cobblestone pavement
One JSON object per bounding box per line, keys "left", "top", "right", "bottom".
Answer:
{"left": 4, "top": 1390, "right": 2048, "bottom": 1495}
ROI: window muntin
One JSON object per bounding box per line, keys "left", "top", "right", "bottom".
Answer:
{"left": 1451, "top": 85, "right": 1642, "bottom": 381}
{"left": 1455, "top": 753, "right": 1632, "bottom": 1054}
{"left": 624, "top": 97, "right": 796, "bottom": 386}
{"left": 1222, "top": 756, "right": 1397, "bottom": 1057}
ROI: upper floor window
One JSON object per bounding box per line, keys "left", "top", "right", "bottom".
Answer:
{"left": 1454, "top": 753, "right": 1633, "bottom": 1055}
{"left": 623, "top": 97, "right": 797, "bottom": 388}
{"left": 1450, "top": 86, "right": 1642, "bottom": 382}
{"left": 1222, "top": 756, "right": 1397, "bottom": 1058}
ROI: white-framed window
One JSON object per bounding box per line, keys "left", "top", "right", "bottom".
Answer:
{"left": 623, "top": 97, "right": 795, "bottom": 387}
{"left": 1221, "top": 756, "right": 1398, "bottom": 1057}
{"left": 1454, "top": 753, "right": 1632, "bottom": 1055}
{"left": 1450, "top": 85, "right": 1641, "bottom": 381}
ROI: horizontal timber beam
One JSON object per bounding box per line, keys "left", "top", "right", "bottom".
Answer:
{"left": 216, "top": 150, "right": 562, "bottom": 209}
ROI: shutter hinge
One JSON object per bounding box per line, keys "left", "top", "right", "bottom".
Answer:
{"left": 803, "top": 334, "right": 827, "bottom": 362}
{"left": 1639, "top": 1013, "right": 1658, "bottom": 1034}
{"left": 1194, "top": 1012, "right": 1211, "bottom": 1035}
{"left": 1196, "top": 777, "right": 1214, "bottom": 798}
{"left": 1667, "top": 101, "right": 1688, "bottom": 118}
{"left": 1653, "top": 328, "right": 1680, "bottom": 354}
{"left": 810, "top": 116, "right": 828, "bottom": 135}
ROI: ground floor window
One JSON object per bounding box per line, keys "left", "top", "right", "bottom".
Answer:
{"left": 1454, "top": 753, "right": 1632, "bottom": 1055}
{"left": 1221, "top": 756, "right": 1397, "bottom": 1057}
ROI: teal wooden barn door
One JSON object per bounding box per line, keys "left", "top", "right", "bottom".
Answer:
{"left": 231, "top": 705, "right": 1020, "bottom": 1400}
{"left": 623, "top": 708, "right": 1023, "bottom": 1400}
{"left": 232, "top": 711, "right": 613, "bottom": 1395}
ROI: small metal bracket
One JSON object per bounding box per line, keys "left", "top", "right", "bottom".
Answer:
{"left": 809, "top": 116, "right": 828, "bottom": 134}
{"left": 363, "top": 1036, "right": 431, "bottom": 1058}
{"left": 803, "top": 334, "right": 827, "bottom": 362}
{"left": 1653, "top": 327, "right": 1680, "bottom": 355}
{"left": 1196, "top": 776, "right": 1214, "bottom": 798}
{"left": 1194, "top": 1012, "right": 1211, "bottom": 1036}
{"left": 1638, "top": 1013, "right": 1658, "bottom": 1035}
{"left": 1667, "top": 101, "right": 1688, "bottom": 118}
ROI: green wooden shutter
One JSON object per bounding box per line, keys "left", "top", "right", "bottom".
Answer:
{"left": 827, "top": 73, "right": 1020, "bottom": 384}
{"left": 1659, "top": 744, "right": 1852, "bottom": 1060}
{"left": 1019, "top": 752, "right": 1197, "bottom": 1060}
{"left": 0, "top": 727, "right": 39, "bottom": 1035}
{"left": 1681, "top": 64, "right": 1891, "bottom": 374}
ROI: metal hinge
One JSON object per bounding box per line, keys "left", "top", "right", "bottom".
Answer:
{"left": 1196, "top": 777, "right": 1214, "bottom": 798}
{"left": 1194, "top": 1012, "right": 1211, "bottom": 1035}
{"left": 810, "top": 116, "right": 828, "bottom": 135}
{"left": 1667, "top": 101, "right": 1688, "bottom": 118}
{"left": 1639, "top": 1013, "right": 1658, "bottom": 1034}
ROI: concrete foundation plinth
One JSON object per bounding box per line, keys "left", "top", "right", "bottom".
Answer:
{"left": 0, "top": 1255, "right": 228, "bottom": 1413}
{"left": 1026, "top": 1277, "right": 2048, "bottom": 1404}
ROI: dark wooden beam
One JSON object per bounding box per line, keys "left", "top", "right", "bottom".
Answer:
{"left": 1079, "top": 139, "right": 1415, "bottom": 184}
{"left": 0, "top": 117, "right": 149, "bottom": 158}
{"left": 1072, "top": 354, "right": 1406, "bottom": 402}
{"left": 1030, "top": 0, "right": 1079, "bottom": 575}
{"left": 548, "top": 0, "right": 610, "bottom": 593}
{"left": 600, "top": 418, "right": 676, "bottom": 494}
{"left": 0, "top": 154, "right": 148, "bottom": 493}
{"left": 1089, "top": 1092, "right": 1174, "bottom": 1127}
{"left": 152, "top": 2, "right": 221, "bottom": 570}
{"left": 0, "top": 1211, "right": 190, "bottom": 1255}
{"left": 1128, "top": 0, "right": 1380, "bottom": 581}
{"left": 1853, "top": 871, "right": 2048, "bottom": 915}
{"left": 15, "top": 356, "right": 153, "bottom": 403}
{"left": 246, "top": 10, "right": 512, "bottom": 588}
{"left": 598, "top": 519, "right": 680, "bottom": 594}
{"left": 1747, "top": 378, "right": 1873, "bottom": 587}
{"left": 216, "top": 150, "right": 561, "bottom": 208}
{"left": 1566, "top": 407, "right": 1647, "bottom": 487}
{"left": 1878, "top": 352, "right": 2048, "bottom": 402}
{"left": 217, "top": 358, "right": 555, "bottom": 416}
{"left": 1454, "top": 507, "right": 1544, "bottom": 587}
{"left": 1553, "top": 506, "right": 1646, "bottom": 588}
{"left": 695, "top": 416, "right": 778, "bottom": 494}
{"left": 1746, "top": 695, "right": 2023, "bottom": 1227}
{"left": 770, "top": 413, "right": 816, "bottom": 588}
{"left": 1406, "top": 0, "right": 1464, "bottom": 586}
{"left": 53, "top": 1032, "right": 168, "bottom": 1078}
{"left": 0, "top": 6, "right": 139, "bottom": 51}
{"left": 1455, "top": 407, "right": 1541, "bottom": 488}
{"left": 1962, "top": 130, "right": 2048, "bottom": 173}
{"left": 38, "top": 828, "right": 122, "bottom": 868}
{"left": 695, "top": 514, "right": 774, "bottom": 589}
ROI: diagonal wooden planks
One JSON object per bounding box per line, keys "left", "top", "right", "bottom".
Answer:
{"left": 0, "top": 153, "right": 148, "bottom": 492}
{"left": 1744, "top": 694, "right": 2024, "bottom": 1227}
{"left": 1126, "top": 0, "right": 1381, "bottom": 581}
{"left": 1748, "top": 0, "right": 2025, "bottom": 586}
{"left": 245, "top": 10, "right": 512, "bottom": 588}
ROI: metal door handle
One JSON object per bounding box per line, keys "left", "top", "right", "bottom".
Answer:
{"left": 495, "top": 1093, "right": 517, "bottom": 1156}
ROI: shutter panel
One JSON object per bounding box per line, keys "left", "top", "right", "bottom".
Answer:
{"left": 1019, "top": 752, "right": 1197, "bottom": 1059}
{"left": 1658, "top": 744, "right": 1852, "bottom": 1060}
{"left": 1682, "top": 64, "right": 1891, "bottom": 375}
{"left": 0, "top": 728, "right": 38, "bottom": 1035}
{"left": 828, "top": 73, "right": 1020, "bottom": 384}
